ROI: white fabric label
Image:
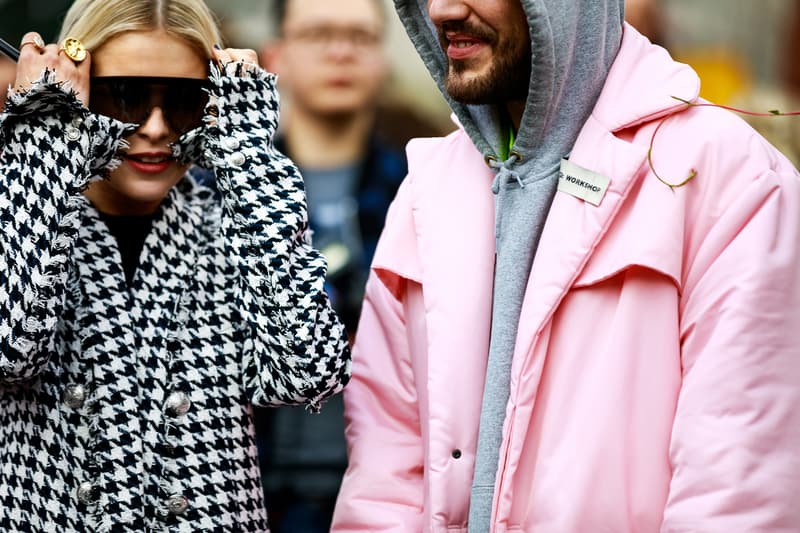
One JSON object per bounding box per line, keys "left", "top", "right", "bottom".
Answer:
{"left": 558, "top": 159, "right": 611, "bottom": 206}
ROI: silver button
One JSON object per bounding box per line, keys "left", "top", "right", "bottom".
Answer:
{"left": 167, "top": 494, "right": 189, "bottom": 515}
{"left": 63, "top": 384, "right": 86, "bottom": 409}
{"left": 66, "top": 127, "right": 81, "bottom": 141}
{"left": 229, "top": 152, "right": 246, "bottom": 167}
{"left": 165, "top": 391, "right": 191, "bottom": 417}
{"left": 76, "top": 481, "right": 96, "bottom": 504}
{"left": 222, "top": 137, "right": 240, "bottom": 150}
{"left": 70, "top": 117, "right": 83, "bottom": 128}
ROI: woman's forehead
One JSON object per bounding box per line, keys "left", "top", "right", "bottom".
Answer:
{"left": 92, "top": 30, "right": 207, "bottom": 79}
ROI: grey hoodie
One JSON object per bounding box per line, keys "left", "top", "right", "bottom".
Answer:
{"left": 393, "top": 0, "right": 624, "bottom": 530}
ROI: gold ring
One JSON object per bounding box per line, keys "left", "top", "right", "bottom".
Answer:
{"left": 59, "top": 37, "right": 87, "bottom": 63}
{"left": 20, "top": 35, "right": 45, "bottom": 51}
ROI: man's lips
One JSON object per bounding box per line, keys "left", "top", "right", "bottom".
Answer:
{"left": 124, "top": 152, "right": 175, "bottom": 174}
{"left": 326, "top": 77, "right": 355, "bottom": 88}
{"left": 445, "top": 32, "right": 488, "bottom": 60}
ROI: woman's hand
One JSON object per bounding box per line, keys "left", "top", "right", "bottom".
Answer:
{"left": 14, "top": 32, "right": 91, "bottom": 106}
{"left": 212, "top": 45, "right": 259, "bottom": 68}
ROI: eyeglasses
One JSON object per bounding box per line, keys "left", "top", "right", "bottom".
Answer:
{"left": 284, "top": 24, "right": 381, "bottom": 50}
{"left": 89, "top": 76, "right": 211, "bottom": 135}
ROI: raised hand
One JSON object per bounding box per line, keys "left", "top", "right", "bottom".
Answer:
{"left": 212, "top": 45, "right": 259, "bottom": 68}
{"left": 14, "top": 32, "right": 91, "bottom": 106}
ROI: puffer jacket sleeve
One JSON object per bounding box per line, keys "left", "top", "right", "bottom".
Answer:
{"left": 174, "top": 62, "right": 350, "bottom": 412}
{"left": 332, "top": 180, "right": 425, "bottom": 532}
{"left": 0, "top": 71, "right": 132, "bottom": 384}
{"left": 662, "top": 131, "right": 800, "bottom": 530}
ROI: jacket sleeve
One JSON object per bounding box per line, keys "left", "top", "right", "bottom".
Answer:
{"left": 662, "top": 163, "right": 800, "bottom": 531}
{"left": 0, "top": 71, "right": 131, "bottom": 384}
{"left": 174, "top": 62, "right": 350, "bottom": 411}
{"left": 332, "top": 180, "right": 425, "bottom": 532}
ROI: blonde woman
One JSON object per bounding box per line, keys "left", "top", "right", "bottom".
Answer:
{"left": 0, "top": 0, "right": 350, "bottom": 530}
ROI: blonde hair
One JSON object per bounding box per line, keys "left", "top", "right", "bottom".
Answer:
{"left": 58, "top": 0, "right": 223, "bottom": 59}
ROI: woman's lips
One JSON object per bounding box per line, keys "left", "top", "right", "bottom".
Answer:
{"left": 124, "top": 153, "right": 174, "bottom": 174}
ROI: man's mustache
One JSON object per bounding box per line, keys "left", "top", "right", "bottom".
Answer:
{"left": 437, "top": 20, "right": 497, "bottom": 50}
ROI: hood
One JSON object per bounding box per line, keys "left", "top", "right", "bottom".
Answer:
{"left": 395, "top": 0, "right": 624, "bottom": 182}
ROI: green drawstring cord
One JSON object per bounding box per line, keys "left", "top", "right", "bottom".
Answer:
{"left": 498, "top": 126, "right": 516, "bottom": 161}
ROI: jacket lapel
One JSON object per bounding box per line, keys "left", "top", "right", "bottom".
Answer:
{"left": 511, "top": 25, "right": 701, "bottom": 378}
{"left": 513, "top": 117, "right": 649, "bottom": 361}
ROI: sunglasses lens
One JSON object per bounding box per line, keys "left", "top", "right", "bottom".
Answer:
{"left": 89, "top": 77, "right": 209, "bottom": 134}
{"left": 90, "top": 78, "right": 151, "bottom": 124}
{"left": 163, "top": 79, "right": 209, "bottom": 133}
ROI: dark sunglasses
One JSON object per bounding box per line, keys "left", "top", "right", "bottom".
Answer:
{"left": 89, "top": 76, "right": 211, "bottom": 135}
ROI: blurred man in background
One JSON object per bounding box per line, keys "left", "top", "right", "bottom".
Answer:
{"left": 253, "top": 0, "right": 407, "bottom": 531}
{"left": 263, "top": 0, "right": 406, "bottom": 336}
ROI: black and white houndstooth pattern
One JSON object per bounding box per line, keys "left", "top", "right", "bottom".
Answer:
{"left": 0, "top": 63, "right": 350, "bottom": 532}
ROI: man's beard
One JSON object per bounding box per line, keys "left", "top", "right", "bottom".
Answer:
{"left": 440, "top": 24, "right": 531, "bottom": 105}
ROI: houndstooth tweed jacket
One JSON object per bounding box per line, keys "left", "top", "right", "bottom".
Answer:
{"left": 0, "top": 63, "right": 350, "bottom": 532}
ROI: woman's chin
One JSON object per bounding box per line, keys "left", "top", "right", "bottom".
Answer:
{"left": 84, "top": 171, "right": 183, "bottom": 215}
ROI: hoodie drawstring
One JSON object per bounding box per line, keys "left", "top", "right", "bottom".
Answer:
{"left": 489, "top": 154, "right": 524, "bottom": 194}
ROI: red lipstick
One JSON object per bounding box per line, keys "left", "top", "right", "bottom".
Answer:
{"left": 124, "top": 151, "right": 174, "bottom": 174}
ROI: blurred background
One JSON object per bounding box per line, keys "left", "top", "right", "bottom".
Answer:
{"left": 0, "top": 0, "right": 798, "bottom": 164}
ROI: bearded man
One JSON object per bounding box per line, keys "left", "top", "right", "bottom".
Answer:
{"left": 332, "top": 1, "right": 800, "bottom": 531}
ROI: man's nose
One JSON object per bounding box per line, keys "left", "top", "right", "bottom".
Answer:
{"left": 427, "top": 0, "right": 471, "bottom": 25}
{"left": 325, "top": 36, "right": 359, "bottom": 60}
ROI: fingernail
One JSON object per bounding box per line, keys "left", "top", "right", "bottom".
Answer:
{"left": 213, "top": 43, "right": 221, "bottom": 50}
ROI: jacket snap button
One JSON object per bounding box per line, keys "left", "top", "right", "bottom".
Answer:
{"left": 223, "top": 137, "right": 240, "bottom": 150}
{"left": 165, "top": 391, "right": 191, "bottom": 417}
{"left": 66, "top": 127, "right": 81, "bottom": 141}
{"left": 229, "top": 152, "right": 246, "bottom": 167}
{"left": 63, "top": 384, "right": 86, "bottom": 409}
{"left": 452, "top": 449, "right": 462, "bottom": 459}
{"left": 76, "top": 481, "right": 97, "bottom": 504}
{"left": 168, "top": 494, "right": 190, "bottom": 515}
